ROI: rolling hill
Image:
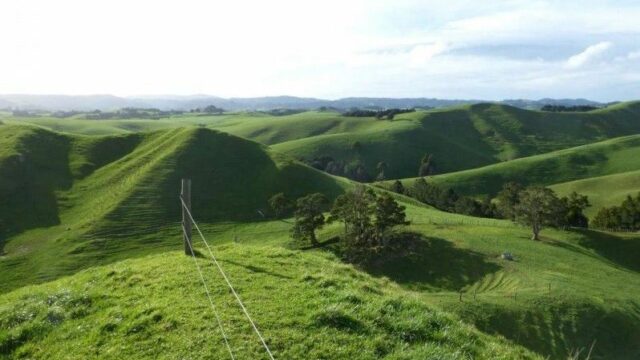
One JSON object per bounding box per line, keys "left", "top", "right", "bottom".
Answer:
{"left": 390, "top": 133, "right": 640, "bottom": 199}
{"left": 5, "top": 101, "right": 640, "bottom": 181}
{"left": 551, "top": 170, "right": 640, "bottom": 217}
{"left": 2, "top": 109, "right": 640, "bottom": 359}
{"left": 0, "top": 124, "right": 349, "bottom": 292}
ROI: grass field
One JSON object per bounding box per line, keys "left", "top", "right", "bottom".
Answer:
{"left": 386, "top": 133, "right": 640, "bottom": 202}
{"left": 551, "top": 169, "right": 640, "bottom": 217}
{"left": 2, "top": 108, "right": 640, "bottom": 359}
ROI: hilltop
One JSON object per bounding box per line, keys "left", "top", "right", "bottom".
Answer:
{"left": 0, "top": 94, "right": 604, "bottom": 111}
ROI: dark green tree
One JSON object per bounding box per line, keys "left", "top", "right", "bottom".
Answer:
{"left": 375, "top": 161, "right": 388, "bottom": 181}
{"left": 268, "top": 193, "right": 293, "bottom": 219}
{"left": 291, "top": 193, "right": 328, "bottom": 245}
{"left": 390, "top": 180, "right": 405, "bottom": 194}
{"left": 329, "top": 185, "right": 375, "bottom": 240}
{"left": 418, "top": 153, "right": 434, "bottom": 177}
{"left": 496, "top": 182, "right": 525, "bottom": 220}
{"left": 592, "top": 193, "right": 640, "bottom": 230}
{"left": 514, "top": 187, "right": 563, "bottom": 240}
{"left": 560, "top": 191, "right": 590, "bottom": 228}
{"left": 374, "top": 193, "right": 409, "bottom": 237}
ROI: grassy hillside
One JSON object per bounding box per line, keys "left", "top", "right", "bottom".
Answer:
{"left": 5, "top": 101, "right": 640, "bottom": 180}
{"left": 3, "top": 121, "right": 640, "bottom": 359}
{"left": 551, "top": 170, "right": 640, "bottom": 217}
{"left": 0, "top": 124, "right": 349, "bottom": 293}
{"left": 0, "top": 247, "right": 540, "bottom": 359}
{"left": 392, "top": 133, "right": 640, "bottom": 198}
{"left": 271, "top": 102, "right": 640, "bottom": 178}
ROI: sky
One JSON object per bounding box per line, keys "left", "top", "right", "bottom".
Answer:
{"left": 0, "top": 0, "right": 638, "bottom": 101}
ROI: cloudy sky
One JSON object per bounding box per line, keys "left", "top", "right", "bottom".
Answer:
{"left": 1, "top": 0, "right": 638, "bottom": 101}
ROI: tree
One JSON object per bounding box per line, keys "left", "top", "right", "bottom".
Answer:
{"left": 352, "top": 141, "right": 362, "bottom": 153}
{"left": 329, "top": 186, "right": 409, "bottom": 257}
{"left": 496, "top": 182, "right": 525, "bottom": 220}
{"left": 203, "top": 105, "right": 224, "bottom": 114}
{"left": 291, "top": 193, "right": 328, "bottom": 245}
{"left": 374, "top": 193, "right": 409, "bottom": 237}
{"left": 345, "top": 161, "right": 370, "bottom": 182}
{"left": 329, "top": 185, "right": 375, "bottom": 241}
{"left": 560, "top": 191, "right": 590, "bottom": 228}
{"left": 390, "top": 180, "right": 405, "bottom": 194}
{"left": 376, "top": 161, "right": 388, "bottom": 181}
{"left": 514, "top": 187, "right": 563, "bottom": 240}
{"left": 418, "top": 154, "right": 434, "bottom": 177}
{"left": 268, "top": 193, "right": 293, "bottom": 219}
{"left": 454, "top": 197, "right": 481, "bottom": 216}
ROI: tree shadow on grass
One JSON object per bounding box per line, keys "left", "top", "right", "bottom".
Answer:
{"left": 360, "top": 232, "right": 502, "bottom": 292}
{"left": 568, "top": 229, "right": 640, "bottom": 272}
{"left": 222, "top": 259, "right": 293, "bottom": 280}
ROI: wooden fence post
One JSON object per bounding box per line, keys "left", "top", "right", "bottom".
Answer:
{"left": 181, "top": 179, "right": 192, "bottom": 256}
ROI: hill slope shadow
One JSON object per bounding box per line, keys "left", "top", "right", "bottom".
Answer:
{"left": 363, "top": 233, "right": 502, "bottom": 291}
{"left": 573, "top": 229, "right": 640, "bottom": 272}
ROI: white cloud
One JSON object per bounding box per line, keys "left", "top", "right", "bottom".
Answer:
{"left": 0, "top": 0, "right": 639, "bottom": 100}
{"left": 627, "top": 51, "right": 640, "bottom": 60}
{"left": 565, "top": 42, "right": 613, "bottom": 69}
{"left": 408, "top": 42, "right": 449, "bottom": 66}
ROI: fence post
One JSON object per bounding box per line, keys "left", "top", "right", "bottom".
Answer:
{"left": 181, "top": 178, "right": 192, "bottom": 256}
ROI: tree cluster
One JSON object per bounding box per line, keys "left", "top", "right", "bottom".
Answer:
{"left": 283, "top": 186, "right": 409, "bottom": 261}
{"left": 390, "top": 178, "right": 497, "bottom": 218}
{"left": 592, "top": 193, "right": 640, "bottom": 231}
{"left": 84, "top": 108, "right": 185, "bottom": 120}
{"left": 309, "top": 156, "right": 372, "bottom": 182}
{"left": 540, "top": 105, "right": 600, "bottom": 112}
{"left": 495, "top": 183, "right": 590, "bottom": 239}
{"left": 343, "top": 108, "right": 415, "bottom": 120}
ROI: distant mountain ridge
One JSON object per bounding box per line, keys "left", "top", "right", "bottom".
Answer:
{"left": 0, "top": 94, "right": 606, "bottom": 111}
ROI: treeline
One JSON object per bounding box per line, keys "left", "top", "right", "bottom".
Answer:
{"left": 592, "top": 193, "right": 640, "bottom": 231}
{"left": 189, "top": 105, "right": 224, "bottom": 114}
{"left": 84, "top": 108, "right": 186, "bottom": 119}
{"left": 343, "top": 108, "right": 415, "bottom": 120}
{"left": 309, "top": 156, "right": 372, "bottom": 182}
{"left": 388, "top": 179, "right": 591, "bottom": 239}
{"left": 308, "top": 152, "right": 436, "bottom": 183}
{"left": 269, "top": 186, "right": 410, "bottom": 262}
{"left": 540, "top": 105, "right": 600, "bottom": 112}
{"left": 388, "top": 178, "right": 497, "bottom": 218}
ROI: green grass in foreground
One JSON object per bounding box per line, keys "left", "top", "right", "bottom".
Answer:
{"left": 0, "top": 247, "right": 539, "bottom": 359}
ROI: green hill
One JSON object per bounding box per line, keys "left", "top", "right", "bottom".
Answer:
{"left": 393, "top": 133, "right": 640, "bottom": 199}
{"left": 0, "top": 247, "right": 539, "bottom": 359}
{"left": 269, "top": 102, "right": 640, "bottom": 179}
{"left": 3, "top": 122, "right": 640, "bottom": 359}
{"left": 551, "top": 170, "right": 640, "bottom": 217}
{"left": 0, "top": 124, "right": 349, "bottom": 292}
{"left": 6, "top": 101, "right": 640, "bottom": 180}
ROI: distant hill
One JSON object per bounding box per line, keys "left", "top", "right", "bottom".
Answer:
{"left": 268, "top": 102, "right": 640, "bottom": 179}
{"left": 0, "top": 94, "right": 606, "bottom": 111}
